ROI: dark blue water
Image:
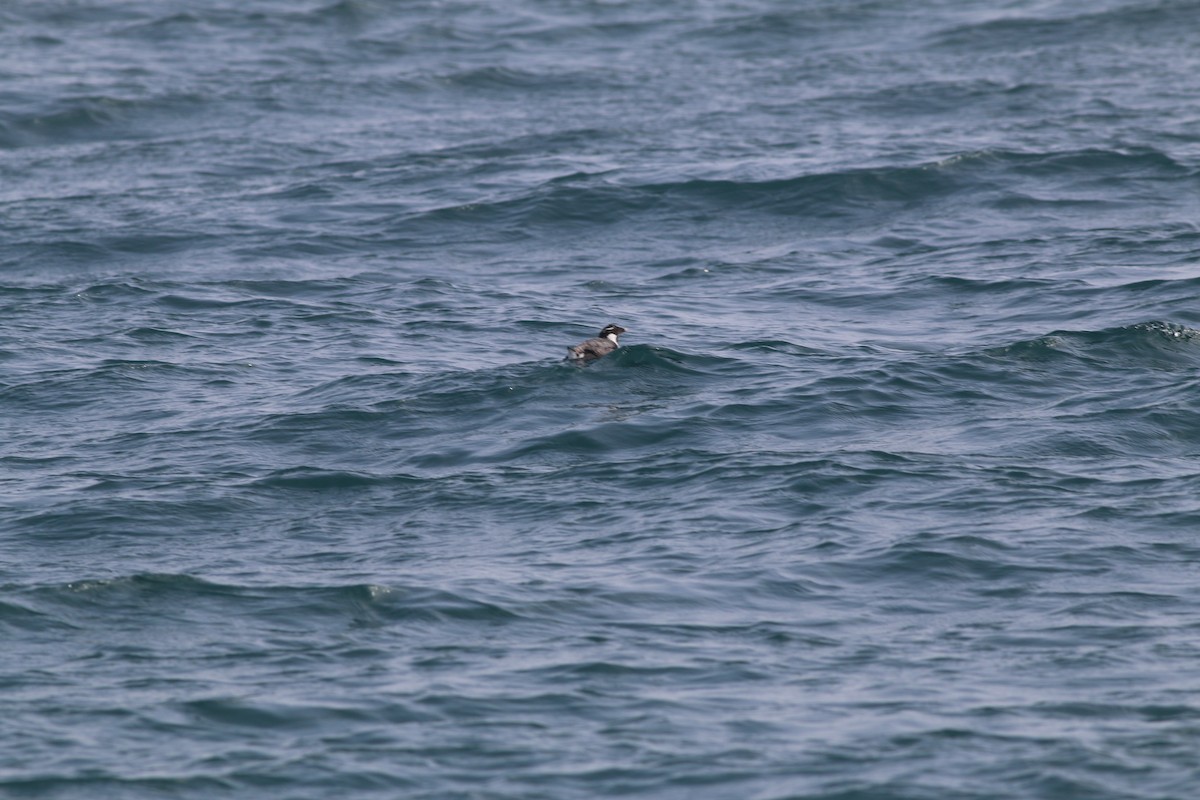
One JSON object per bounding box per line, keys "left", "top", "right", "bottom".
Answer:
{"left": 5, "top": 2, "right": 1200, "bottom": 798}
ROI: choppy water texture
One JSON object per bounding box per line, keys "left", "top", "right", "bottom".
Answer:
{"left": 5, "top": 1, "right": 1200, "bottom": 798}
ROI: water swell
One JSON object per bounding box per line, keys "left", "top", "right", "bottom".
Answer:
{"left": 11, "top": 574, "right": 523, "bottom": 628}
{"left": 996, "top": 321, "right": 1200, "bottom": 370}
{"left": 409, "top": 162, "right": 966, "bottom": 230}
{"left": 0, "top": 92, "right": 211, "bottom": 148}
{"left": 399, "top": 145, "right": 1193, "bottom": 237}
{"left": 247, "top": 467, "right": 420, "bottom": 491}
{"left": 931, "top": 3, "right": 1200, "bottom": 50}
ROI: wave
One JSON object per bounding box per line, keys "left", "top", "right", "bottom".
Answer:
{"left": 10, "top": 573, "right": 523, "bottom": 628}
{"left": 723, "top": 338, "right": 822, "bottom": 353}
{"left": 246, "top": 466, "right": 420, "bottom": 490}
{"left": 0, "top": 360, "right": 210, "bottom": 412}
{"left": 127, "top": 312, "right": 1200, "bottom": 481}
{"left": 843, "top": 79, "right": 1063, "bottom": 117}
{"left": 0, "top": 92, "right": 211, "bottom": 148}
{"left": 931, "top": 3, "right": 1200, "bottom": 50}
{"left": 995, "top": 321, "right": 1200, "bottom": 370}
{"left": 7, "top": 139, "right": 1180, "bottom": 273}
{"left": 423, "top": 163, "right": 962, "bottom": 224}
{"left": 237, "top": 344, "right": 744, "bottom": 466}
{"left": 398, "top": 145, "right": 1192, "bottom": 235}
{"left": 432, "top": 65, "right": 623, "bottom": 92}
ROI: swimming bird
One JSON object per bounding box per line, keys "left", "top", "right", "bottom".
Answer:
{"left": 567, "top": 324, "right": 626, "bottom": 361}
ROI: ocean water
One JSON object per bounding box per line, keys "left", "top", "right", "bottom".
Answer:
{"left": 5, "top": 1, "right": 1200, "bottom": 797}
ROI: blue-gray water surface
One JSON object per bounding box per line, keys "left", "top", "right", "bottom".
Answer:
{"left": 5, "top": 1, "right": 1200, "bottom": 798}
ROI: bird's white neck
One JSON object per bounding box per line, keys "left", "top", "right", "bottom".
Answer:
{"left": 606, "top": 333, "right": 620, "bottom": 344}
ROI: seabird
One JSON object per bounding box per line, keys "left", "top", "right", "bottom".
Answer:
{"left": 567, "top": 323, "right": 626, "bottom": 361}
